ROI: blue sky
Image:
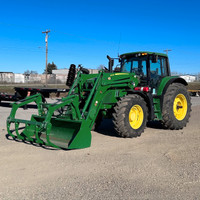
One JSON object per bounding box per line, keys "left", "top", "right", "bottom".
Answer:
{"left": 0, "top": 0, "right": 200, "bottom": 74}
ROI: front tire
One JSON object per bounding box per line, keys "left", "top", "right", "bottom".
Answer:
{"left": 162, "top": 83, "right": 191, "bottom": 129}
{"left": 113, "top": 94, "right": 148, "bottom": 138}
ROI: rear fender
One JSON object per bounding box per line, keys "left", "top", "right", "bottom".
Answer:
{"left": 157, "top": 76, "right": 187, "bottom": 96}
{"left": 156, "top": 76, "right": 188, "bottom": 113}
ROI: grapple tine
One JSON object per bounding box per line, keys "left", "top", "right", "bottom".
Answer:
{"left": 35, "top": 125, "right": 44, "bottom": 145}
{"left": 15, "top": 122, "right": 25, "bottom": 140}
{"left": 7, "top": 122, "right": 16, "bottom": 139}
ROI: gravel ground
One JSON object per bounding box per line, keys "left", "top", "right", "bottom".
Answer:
{"left": 0, "top": 97, "right": 200, "bottom": 200}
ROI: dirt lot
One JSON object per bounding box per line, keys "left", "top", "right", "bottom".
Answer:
{"left": 0, "top": 97, "right": 200, "bottom": 200}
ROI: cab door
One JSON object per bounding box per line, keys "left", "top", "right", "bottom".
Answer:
{"left": 149, "top": 56, "right": 168, "bottom": 91}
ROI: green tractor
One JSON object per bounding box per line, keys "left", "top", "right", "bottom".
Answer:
{"left": 7, "top": 51, "right": 191, "bottom": 149}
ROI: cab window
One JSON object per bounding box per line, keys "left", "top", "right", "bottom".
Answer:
{"left": 149, "top": 56, "right": 168, "bottom": 77}
{"left": 149, "top": 56, "right": 162, "bottom": 87}
{"left": 121, "top": 57, "right": 147, "bottom": 77}
{"left": 161, "top": 57, "right": 168, "bottom": 76}
{"left": 122, "top": 60, "right": 131, "bottom": 72}
{"left": 150, "top": 58, "right": 162, "bottom": 77}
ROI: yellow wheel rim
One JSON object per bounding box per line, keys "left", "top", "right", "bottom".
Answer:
{"left": 129, "top": 105, "right": 144, "bottom": 129}
{"left": 173, "top": 94, "right": 187, "bottom": 121}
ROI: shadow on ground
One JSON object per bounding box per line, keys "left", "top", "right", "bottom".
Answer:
{"left": 5, "top": 117, "right": 166, "bottom": 150}
{"left": 96, "top": 118, "right": 165, "bottom": 137}
{"left": 5, "top": 127, "right": 60, "bottom": 151}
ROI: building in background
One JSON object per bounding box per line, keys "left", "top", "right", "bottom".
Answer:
{"left": 52, "top": 69, "right": 68, "bottom": 84}
{"left": 0, "top": 72, "right": 14, "bottom": 83}
{"left": 52, "top": 68, "right": 99, "bottom": 84}
{"left": 88, "top": 69, "right": 98, "bottom": 74}
{"left": 52, "top": 69, "right": 69, "bottom": 75}
{"left": 180, "top": 75, "right": 196, "bottom": 83}
{"left": 1, "top": 68, "right": 113, "bottom": 84}
{"left": 14, "top": 73, "right": 25, "bottom": 83}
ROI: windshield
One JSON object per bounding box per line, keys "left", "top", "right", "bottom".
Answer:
{"left": 121, "top": 57, "right": 147, "bottom": 77}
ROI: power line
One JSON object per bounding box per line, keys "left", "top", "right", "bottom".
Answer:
{"left": 164, "top": 49, "right": 172, "bottom": 55}
{"left": 0, "top": 21, "right": 111, "bottom": 43}
{"left": 51, "top": 30, "right": 105, "bottom": 42}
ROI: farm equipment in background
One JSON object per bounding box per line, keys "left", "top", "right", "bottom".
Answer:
{"left": 188, "top": 89, "right": 200, "bottom": 97}
{"left": 0, "top": 87, "right": 68, "bottom": 103}
{"left": 7, "top": 52, "right": 191, "bottom": 149}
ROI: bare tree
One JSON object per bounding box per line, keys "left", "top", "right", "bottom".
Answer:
{"left": 97, "top": 64, "right": 105, "bottom": 70}
{"left": 44, "top": 62, "right": 57, "bottom": 74}
{"left": 24, "top": 70, "right": 38, "bottom": 75}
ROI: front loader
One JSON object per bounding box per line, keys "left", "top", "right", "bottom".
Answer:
{"left": 7, "top": 52, "right": 191, "bottom": 149}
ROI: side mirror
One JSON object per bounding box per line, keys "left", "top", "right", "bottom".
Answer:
{"left": 152, "top": 54, "right": 158, "bottom": 63}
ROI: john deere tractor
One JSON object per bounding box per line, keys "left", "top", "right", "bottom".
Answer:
{"left": 7, "top": 52, "right": 191, "bottom": 149}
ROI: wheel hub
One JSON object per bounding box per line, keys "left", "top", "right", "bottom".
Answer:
{"left": 173, "top": 94, "right": 187, "bottom": 121}
{"left": 129, "top": 105, "right": 144, "bottom": 129}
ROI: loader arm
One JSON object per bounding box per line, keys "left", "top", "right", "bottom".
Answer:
{"left": 7, "top": 70, "right": 138, "bottom": 149}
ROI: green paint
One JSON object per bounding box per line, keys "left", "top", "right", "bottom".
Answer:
{"left": 153, "top": 98, "right": 162, "bottom": 120}
{"left": 157, "top": 76, "right": 179, "bottom": 95}
{"left": 121, "top": 51, "right": 168, "bottom": 58}
{"left": 7, "top": 52, "right": 185, "bottom": 150}
{"left": 7, "top": 70, "right": 139, "bottom": 149}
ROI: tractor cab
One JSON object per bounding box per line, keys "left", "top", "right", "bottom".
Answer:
{"left": 120, "top": 52, "right": 170, "bottom": 89}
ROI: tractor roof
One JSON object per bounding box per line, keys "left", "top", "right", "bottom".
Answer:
{"left": 120, "top": 51, "right": 168, "bottom": 58}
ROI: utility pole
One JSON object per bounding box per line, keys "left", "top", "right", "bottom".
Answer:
{"left": 42, "top": 30, "right": 50, "bottom": 86}
{"left": 164, "top": 49, "right": 172, "bottom": 55}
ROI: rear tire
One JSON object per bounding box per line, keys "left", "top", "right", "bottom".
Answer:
{"left": 162, "top": 83, "right": 191, "bottom": 130}
{"left": 113, "top": 94, "right": 148, "bottom": 137}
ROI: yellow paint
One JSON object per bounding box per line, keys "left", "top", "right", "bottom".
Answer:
{"left": 110, "top": 73, "right": 129, "bottom": 76}
{"left": 173, "top": 94, "right": 187, "bottom": 121}
{"left": 129, "top": 105, "right": 144, "bottom": 129}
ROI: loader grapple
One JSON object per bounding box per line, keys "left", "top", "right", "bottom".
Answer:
{"left": 7, "top": 93, "right": 91, "bottom": 149}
